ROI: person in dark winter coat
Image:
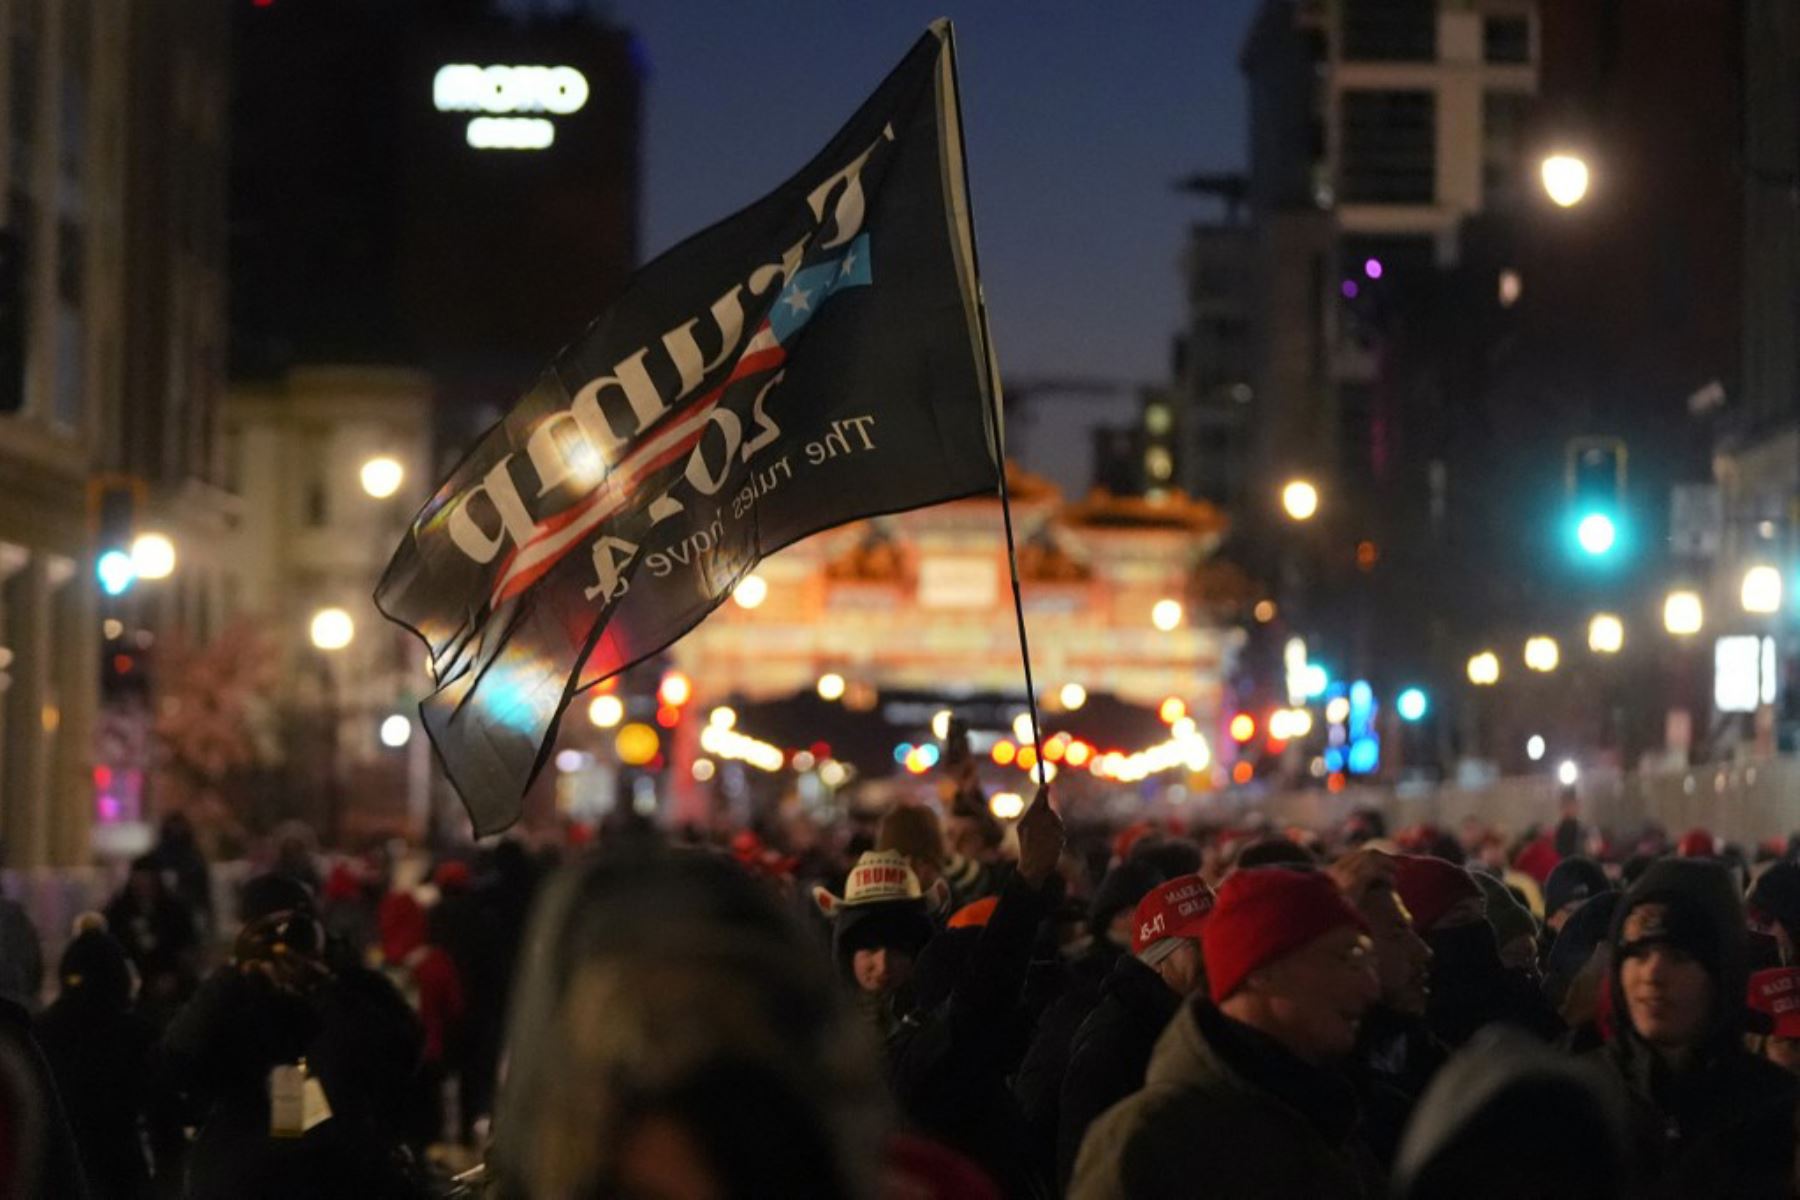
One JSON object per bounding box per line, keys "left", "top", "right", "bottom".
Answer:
{"left": 1330, "top": 849, "right": 1446, "bottom": 1169}
{"left": 1069, "top": 867, "right": 1384, "bottom": 1200}
{"left": 1544, "top": 856, "right": 1611, "bottom": 936}
{"left": 378, "top": 891, "right": 465, "bottom": 1149}
{"left": 1592, "top": 858, "right": 1799, "bottom": 1200}
{"left": 1548, "top": 892, "right": 1622, "bottom": 1051}
{"left": 159, "top": 888, "right": 426, "bottom": 1199}
{"left": 0, "top": 891, "right": 42, "bottom": 1012}
{"left": 151, "top": 811, "right": 214, "bottom": 936}
{"left": 34, "top": 927, "right": 156, "bottom": 1198}
{"left": 814, "top": 850, "right": 939, "bottom": 1040}
{"left": 1471, "top": 869, "right": 1539, "bottom": 975}
{"left": 1747, "top": 859, "right": 1800, "bottom": 963}
{"left": 0, "top": 992, "right": 88, "bottom": 1200}
{"left": 1012, "top": 857, "right": 1163, "bottom": 1179}
{"left": 103, "top": 856, "right": 199, "bottom": 1026}
{"left": 1746, "top": 967, "right": 1800, "bottom": 1077}
{"left": 427, "top": 860, "right": 505, "bottom": 1139}
{"left": 1055, "top": 874, "right": 1213, "bottom": 1190}
{"left": 885, "top": 790, "right": 1064, "bottom": 1200}
{"left": 1393, "top": 1027, "right": 1631, "bottom": 1200}
{"left": 1393, "top": 855, "right": 1562, "bottom": 1047}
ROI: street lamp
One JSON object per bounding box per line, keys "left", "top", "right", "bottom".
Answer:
{"left": 1151, "top": 598, "right": 1183, "bottom": 631}
{"left": 1467, "top": 651, "right": 1501, "bottom": 686}
{"left": 360, "top": 456, "right": 405, "bottom": 499}
{"left": 1281, "top": 479, "right": 1319, "bottom": 521}
{"left": 1541, "top": 154, "right": 1591, "bottom": 207}
{"left": 129, "top": 533, "right": 177, "bottom": 580}
{"left": 1588, "top": 613, "right": 1624, "bottom": 655}
{"left": 1663, "top": 590, "right": 1705, "bottom": 636}
{"left": 1524, "top": 636, "right": 1560, "bottom": 673}
{"left": 1742, "top": 565, "right": 1783, "bottom": 615}
{"left": 817, "top": 672, "right": 846, "bottom": 702}
{"left": 732, "top": 573, "right": 768, "bottom": 609}
{"left": 309, "top": 607, "right": 355, "bottom": 651}
{"left": 587, "top": 693, "right": 624, "bottom": 728}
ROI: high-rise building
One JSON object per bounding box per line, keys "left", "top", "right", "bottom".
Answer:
{"left": 0, "top": 0, "right": 232, "bottom": 866}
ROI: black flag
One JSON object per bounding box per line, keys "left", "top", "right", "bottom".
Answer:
{"left": 376, "top": 23, "right": 1000, "bottom": 834}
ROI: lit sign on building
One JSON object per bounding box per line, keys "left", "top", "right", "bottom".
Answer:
{"left": 433, "top": 64, "right": 590, "bottom": 151}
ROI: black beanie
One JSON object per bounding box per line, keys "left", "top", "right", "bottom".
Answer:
{"left": 1089, "top": 859, "right": 1165, "bottom": 937}
{"left": 1749, "top": 860, "right": 1800, "bottom": 937}
{"left": 240, "top": 872, "right": 315, "bottom": 924}
{"left": 59, "top": 929, "right": 133, "bottom": 1010}
{"left": 1544, "top": 857, "right": 1610, "bottom": 920}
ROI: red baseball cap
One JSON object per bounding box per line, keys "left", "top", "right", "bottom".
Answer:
{"left": 1131, "top": 874, "right": 1217, "bottom": 963}
{"left": 1750, "top": 967, "right": 1800, "bottom": 1038}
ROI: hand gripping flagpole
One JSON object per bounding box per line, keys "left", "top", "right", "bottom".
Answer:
{"left": 937, "top": 21, "right": 1047, "bottom": 787}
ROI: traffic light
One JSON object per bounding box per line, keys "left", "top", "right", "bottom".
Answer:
{"left": 88, "top": 476, "right": 145, "bottom": 595}
{"left": 1565, "top": 438, "right": 1626, "bottom": 562}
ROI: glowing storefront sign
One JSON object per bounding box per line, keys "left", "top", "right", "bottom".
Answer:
{"left": 434, "top": 64, "right": 589, "bottom": 151}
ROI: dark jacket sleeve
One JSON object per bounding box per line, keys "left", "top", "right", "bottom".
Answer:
{"left": 1058, "top": 1007, "right": 1149, "bottom": 1189}
{"left": 890, "top": 874, "right": 1052, "bottom": 1092}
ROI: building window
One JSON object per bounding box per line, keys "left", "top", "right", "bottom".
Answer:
{"left": 60, "top": 0, "right": 89, "bottom": 190}
{"left": 56, "top": 221, "right": 82, "bottom": 305}
{"left": 306, "top": 476, "right": 327, "bottom": 527}
{"left": 1340, "top": 91, "right": 1436, "bottom": 204}
{"left": 1482, "top": 91, "right": 1533, "bottom": 207}
{"left": 1484, "top": 16, "right": 1531, "bottom": 64}
{"left": 1341, "top": 0, "right": 1436, "bottom": 62}
{"left": 9, "top": 0, "right": 39, "bottom": 184}
{"left": 54, "top": 305, "right": 82, "bottom": 429}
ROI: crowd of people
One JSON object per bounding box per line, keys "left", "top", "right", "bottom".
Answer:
{"left": 5, "top": 782, "right": 1800, "bottom": 1197}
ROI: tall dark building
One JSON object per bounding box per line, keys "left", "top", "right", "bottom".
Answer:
{"left": 230, "top": 0, "right": 641, "bottom": 400}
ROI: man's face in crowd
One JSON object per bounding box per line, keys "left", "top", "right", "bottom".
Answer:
{"left": 1361, "top": 886, "right": 1430, "bottom": 1016}
{"left": 1619, "top": 904, "right": 1714, "bottom": 1052}
{"left": 1764, "top": 1034, "right": 1800, "bottom": 1076}
{"left": 1156, "top": 940, "right": 1207, "bottom": 998}
{"left": 945, "top": 816, "right": 987, "bottom": 862}
{"left": 1253, "top": 926, "right": 1380, "bottom": 1063}
{"left": 852, "top": 945, "right": 913, "bottom": 995}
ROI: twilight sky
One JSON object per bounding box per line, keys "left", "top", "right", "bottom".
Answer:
{"left": 598, "top": 2, "right": 1259, "bottom": 490}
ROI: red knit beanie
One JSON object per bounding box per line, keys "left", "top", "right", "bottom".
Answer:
{"left": 1391, "top": 855, "right": 1482, "bottom": 935}
{"left": 1203, "top": 868, "right": 1370, "bottom": 1004}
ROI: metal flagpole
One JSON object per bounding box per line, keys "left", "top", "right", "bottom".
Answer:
{"left": 937, "top": 21, "right": 1046, "bottom": 782}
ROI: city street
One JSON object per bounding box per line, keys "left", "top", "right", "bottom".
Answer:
{"left": 0, "top": 1, "right": 1798, "bottom": 1197}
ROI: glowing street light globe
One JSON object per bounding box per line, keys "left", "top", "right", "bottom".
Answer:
{"left": 379, "top": 714, "right": 413, "bottom": 748}
{"left": 129, "top": 533, "right": 177, "bottom": 580}
{"left": 1524, "top": 636, "right": 1560, "bottom": 673}
{"left": 1281, "top": 479, "right": 1319, "bottom": 521}
{"left": 732, "top": 573, "right": 768, "bottom": 610}
{"left": 360, "top": 456, "right": 405, "bottom": 499}
{"left": 817, "top": 672, "right": 846, "bottom": 702}
{"left": 1151, "top": 598, "right": 1183, "bottom": 632}
{"left": 1575, "top": 513, "right": 1616, "bottom": 556}
{"left": 587, "top": 694, "right": 624, "bottom": 728}
{"left": 309, "top": 607, "right": 355, "bottom": 651}
{"left": 1664, "top": 590, "right": 1704, "bottom": 636}
{"left": 1059, "top": 683, "right": 1087, "bottom": 711}
{"left": 1742, "top": 565, "right": 1783, "bottom": 615}
{"left": 1467, "top": 651, "right": 1501, "bottom": 686}
{"left": 1541, "top": 154, "right": 1591, "bottom": 208}
{"left": 1588, "top": 613, "right": 1624, "bottom": 654}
